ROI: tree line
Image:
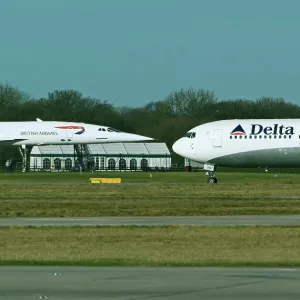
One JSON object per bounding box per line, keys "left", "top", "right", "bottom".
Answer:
{"left": 1, "top": 83, "right": 300, "bottom": 164}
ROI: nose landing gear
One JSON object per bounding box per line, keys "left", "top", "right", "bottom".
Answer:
{"left": 204, "top": 164, "right": 218, "bottom": 184}
{"left": 207, "top": 172, "right": 218, "bottom": 184}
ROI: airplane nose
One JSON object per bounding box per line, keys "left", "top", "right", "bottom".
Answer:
{"left": 172, "top": 138, "right": 195, "bottom": 159}
{"left": 130, "top": 134, "right": 154, "bottom": 141}
{"left": 172, "top": 139, "right": 183, "bottom": 156}
{"left": 123, "top": 133, "right": 154, "bottom": 142}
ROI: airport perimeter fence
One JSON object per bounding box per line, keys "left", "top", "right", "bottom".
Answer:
{"left": 2, "top": 162, "right": 300, "bottom": 174}
{"left": 1, "top": 161, "right": 187, "bottom": 173}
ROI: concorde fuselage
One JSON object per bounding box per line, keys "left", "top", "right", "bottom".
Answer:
{"left": 0, "top": 121, "right": 152, "bottom": 146}
{"left": 172, "top": 119, "right": 300, "bottom": 168}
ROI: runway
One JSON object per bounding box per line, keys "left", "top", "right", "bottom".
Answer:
{"left": 1, "top": 215, "right": 300, "bottom": 227}
{"left": 0, "top": 266, "right": 299, "bottom": 299}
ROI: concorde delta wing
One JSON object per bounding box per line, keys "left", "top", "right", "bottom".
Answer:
{"left": 0, "top": 136, "right": 28, "bottom": 146}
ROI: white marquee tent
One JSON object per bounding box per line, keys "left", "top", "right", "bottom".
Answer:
{"left": 30, "top": 142, "right": 171, "bottom": 171}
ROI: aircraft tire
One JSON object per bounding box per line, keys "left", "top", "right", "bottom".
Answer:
{"left": 208, "top": 177, "right": 218, "bottom": 184}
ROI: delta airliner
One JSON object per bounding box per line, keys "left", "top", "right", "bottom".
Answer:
{"left": 172, "top": 119, "right": 299, "bottom": 183}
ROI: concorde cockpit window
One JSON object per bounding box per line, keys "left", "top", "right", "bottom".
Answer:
{"left": 183, "top": 132, "right": 196, "bottom": 138}
{"left": 107, "top": 127, "right": 121, "bottom": 132}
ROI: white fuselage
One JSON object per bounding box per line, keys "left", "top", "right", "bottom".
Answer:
{"left": 172, "top": 119, "right": 300, "bottom": 168}
{"left": 0, "top": 121, "right": 153, "bottom": 146}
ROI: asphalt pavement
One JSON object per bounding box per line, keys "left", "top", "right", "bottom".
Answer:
{"left": 1, "top": 215, "right": 300, "bottom": 227}
{"left": 0, "top": 266, "right": 299, "bottom": 300}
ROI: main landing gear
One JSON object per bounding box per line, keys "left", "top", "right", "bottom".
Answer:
{"left": 18, "top": 145, "right": 32, "bottom": 172}
{"left": 204, "top": 164, "right": 218, "bottom": 184}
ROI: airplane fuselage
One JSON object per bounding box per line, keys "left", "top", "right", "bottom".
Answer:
{"left": 173, "top": 119, "right": 300, "bottom": 168}
{"left": 0, "top": 121, "right": 153, "bottom": 146}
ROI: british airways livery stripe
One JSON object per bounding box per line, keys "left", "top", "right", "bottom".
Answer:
{"left": 55, "top": 126, "right": 85, "bottom": 135}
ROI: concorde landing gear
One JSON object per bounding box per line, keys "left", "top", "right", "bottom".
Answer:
{"left": 18, "top": 145, "right": 32, "bottom": 172}
{"left": 204, "top": 164, "right": 218, "bottom": 184}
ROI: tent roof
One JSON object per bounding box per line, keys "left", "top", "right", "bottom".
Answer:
{"left": 32, "top": 142, "right": 171, "bottom": 156}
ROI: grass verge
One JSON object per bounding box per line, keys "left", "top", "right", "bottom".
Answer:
{"left": 0, "top": 170, "right": 299, "bottom": 184}
{"left": 2, "top": 186, "right": 300, "bottom": 217}
{"left": 2, "top": 172, "right": 300, "bottom": 217}
{"left": 1, "top": 226, "right": 300, "bottom": 266}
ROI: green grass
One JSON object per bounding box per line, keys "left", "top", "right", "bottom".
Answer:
{"left": 2, "top": 172, "right": 300, "bottom": 217}
{"left": 0, "top": 169, "right": 298, "bottom": 184}
{"left": 1, "top": 226, "right": 300, "bottom": 267}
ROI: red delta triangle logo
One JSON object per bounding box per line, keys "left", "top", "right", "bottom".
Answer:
{"left": 230, "top": 125, "right": 246, "bottom": 136}
{"left": 55, "top": 125, "right": 85, "bottom": 135}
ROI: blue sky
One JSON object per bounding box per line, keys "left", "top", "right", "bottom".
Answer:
{"left": 1, "top": 0, "right": 300, "bottom": 107}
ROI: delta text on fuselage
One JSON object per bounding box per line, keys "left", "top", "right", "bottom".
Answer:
{"left": 250, "top": 124, "right": 294, "bottom": 135}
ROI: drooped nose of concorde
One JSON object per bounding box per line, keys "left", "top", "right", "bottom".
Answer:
{"left": 112, "top": 132, "right": 154, "bottom": 142}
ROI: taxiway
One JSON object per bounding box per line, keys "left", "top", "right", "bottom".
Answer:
{"left": 1, "top": 215, "right": 300, "bottom": 227}
{"left": 0, "top": 266, "right": 299, "bottom": 300}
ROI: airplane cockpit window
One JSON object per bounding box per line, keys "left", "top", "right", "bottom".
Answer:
{"left": 183, "top": 132, "right": 196, "bottom": 138}
{"left": 107, "top": 127, "right": 121, "bottom": 132}
{"left": 98, "top": 128, "right": 107, "bottom": 131}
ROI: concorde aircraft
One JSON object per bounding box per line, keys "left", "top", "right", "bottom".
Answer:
{"left": 1, "top": 118, "right": 153, "bottom": 171}
{"left": 172, "top": 119, "right": 300, "bottom": 183}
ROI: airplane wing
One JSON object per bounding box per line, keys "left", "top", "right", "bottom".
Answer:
{"left": 0, "top": 137, "right": 28, "bottom": 145}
